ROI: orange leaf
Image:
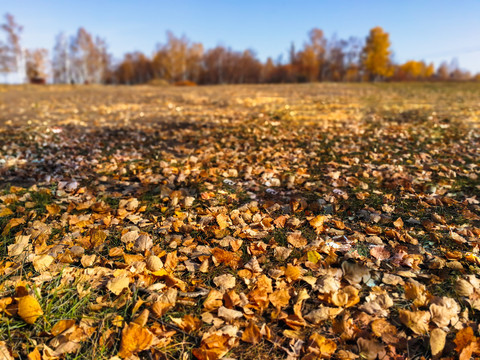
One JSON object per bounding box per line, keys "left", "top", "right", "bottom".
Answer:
{"left": 51, "top": 319, "right": 76, "bottom": 336}
{"left": 242, "top": 321, "right": 261, "bottom": 344}
{"left": 118, "top": 322, "right": 157, "bottom": 358}
{"left": 455, "top": 327, "right": 476, "bottom": 353}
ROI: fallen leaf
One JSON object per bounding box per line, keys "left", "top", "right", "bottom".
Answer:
{"left": 430, "top": 328, "right": 446, "bottom": 357}
{"left": 107, "top": 277, "right": 130, "bottom": 295}
{"left": 0, "top": 341, "right": 14, "bottom": 360}
{"left": 117, "top": 322, "right": 157, "bottom": 358}
{"left": 242, "top": 321, "right": 261, "bottom": 344}
{"left": 51, "top": 319, "right": 76, "bottom": 336}
{"left": 398, "top": 309, "right": 430, "bottom": 335}
{"left": 287, "top": 231, "right": 307, "bottom": 248}
{"left": 17, "top": 295, "right": 43, "bottom": 324}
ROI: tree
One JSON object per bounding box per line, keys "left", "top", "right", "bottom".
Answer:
{"left": 0, "top": 13, "right": 25, "bottom": 81}
{"left": 296, "top": 28, "right": 326, "bottom": 82}
{"left": 52, "top": 32, "right": 70, "bottom": 83}
{"left": 152, "top": 32, "right": 203, "bottom": 83}
{"left": 69, "top": 28, "right": 110, "bottom": 84}
{"left": 25, "top": 48, "right": 48, "bottom": 81}
{"left": 361, "top": 26, "right": 393, "bottom": 81}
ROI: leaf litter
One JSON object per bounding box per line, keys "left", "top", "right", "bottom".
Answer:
{"left": 0, "top": 83, "right": 480, "bottom": 359}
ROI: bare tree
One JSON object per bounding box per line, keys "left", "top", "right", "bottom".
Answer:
{"left": 0, "top": 13, "right": 25, "bottom": 82}
{"left": 52, "top": 32, "right": 70, "bottom": 83}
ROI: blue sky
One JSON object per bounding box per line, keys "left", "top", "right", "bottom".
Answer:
{"left": 1, "top": 0, "right": 479, "bottom": 73}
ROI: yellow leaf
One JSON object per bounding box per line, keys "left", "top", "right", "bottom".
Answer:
{"left": 107, "top": 277, "right": 130, "bottom": 295}
{"left": 45, "top": 204, "right": 60, "bottom": 215}
{"left": 310, "top": 215, "right": 327, "bottom": 230}
{"left": 0, "top": 208, "right": 13, "bottom": 217}
{"left": 307, "top": 250, "right": 322, "bottom": 264}
{"left": 2, "top": 217, "right": 25, "bottom": 236}
{"left": 430, "top": 328, "right": 446, "bottom": 357}
{"left": 17, "top": 295, "right": 43, "bottom": 324}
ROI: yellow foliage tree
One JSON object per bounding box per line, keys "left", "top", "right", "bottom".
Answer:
{"left": 361, "top": 27, "right": 393, "bottom": 81}
{"left": 396, "top": 60, "right": 435, "bottom": 80}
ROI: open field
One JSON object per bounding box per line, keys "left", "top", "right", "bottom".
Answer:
{"left": 0, "top": 83, "right": 480, "bottom": 359}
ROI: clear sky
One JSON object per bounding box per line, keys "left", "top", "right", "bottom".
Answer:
{"left": 1, "top": 0, "right": 479, "bottom": 73}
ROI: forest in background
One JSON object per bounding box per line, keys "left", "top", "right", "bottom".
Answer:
{"left": 0, "top": 12, "right": 478, "bottom": 85}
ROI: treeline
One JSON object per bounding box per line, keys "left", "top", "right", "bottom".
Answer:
{"left": 0, "top": 13, "right": 478, "bottom": 84}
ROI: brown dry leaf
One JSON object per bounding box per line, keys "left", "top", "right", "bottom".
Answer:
{"left": 430, "top": 328, "right": 446, "bottom": 357}
{"left": 164, "top": 250, "right": 178, "bottom": 271}
{"left": 454, "top": 326, "right": 475, "bottom": 352}
{"left": 0, "top": 341, "right": 14, "bottom": 360}
{"left": 357, "top": 338, "right": 386, "bottom": 360}
{"left": 203, "top": 289, "right": 223, "bottom": 311}
{"left": 429, "top": 297, "right": 460, "bottom": 328}
{"left": 117, "top": 322, "right": 157, "bottom": 358}
{"left": 80, "top": 254, "right": 96, "bottom": 268}
{"left": 217, "top": 306, "right": 243, "bottom": 321}
{"left": 242, "top": 321, "right": 261, "bottom": 344}
{"left": 454, "top": 327, "right": 480, "bottom": 360}
{"left": 287, "top": 231, "right": 307, "bottom": 248}
{"left": 7, "top": 235, "right": 30, "bottom": 257}
{"left": 133, "top": 234, "right": 153, "bottom": 252}
{"left": 341, "top": 261, "right": 370, "bottom": 284}
{"left": 359, "top": 291, "right": 393, "bottom": 317}
{"left": 213, "top": 274, "right": 236, "bottom": 291}
{"left": 121, "top": 230, "right": 139, "bottom": 244}
{"left": 398, "top": 309, "right": 430, "bottom": 335}
{"left": 32, "top": 254, "right": 54, "bottom": 272}
{"left": 305, "top": 306, "right": 343, "bottom": 324}
{"left": 178, "top": 314, "right": 202, "bottom": 333}
{"left": 132, "top": 309, "right": 149, "bottom": 327}
{"left": 405, "top": 280, "right": 430, "bottom": 307}
{"left": 371, "top": 318, "right": 398, "bottom": 344}
{"left": 146, "top": 255, "right": 163, "bottom": 271}
{"left": 369, "top": 246, "right": 390, "bottom": 261}
{"left": 17, "top": 295, "right": 43, "bottom": 324}
{"left": 107, "top": 276, "right": 130, "bottom": 295}
{"left": 455, "top": 278, "right": 474, "bottom": 297}
{"left": 51, "top": 319, "right": 76, "bottom": 336}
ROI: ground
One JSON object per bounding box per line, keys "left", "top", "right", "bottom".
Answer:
{"left": 0, "top": 83, "right": 479, "bottom": 360}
